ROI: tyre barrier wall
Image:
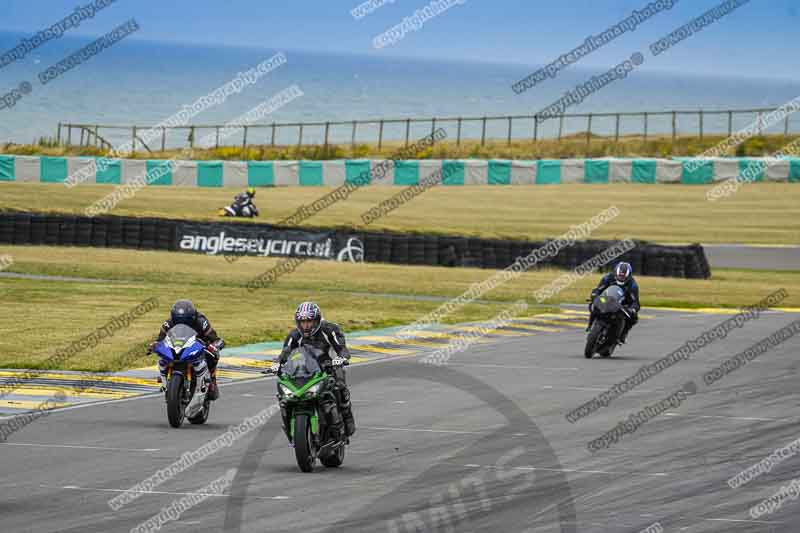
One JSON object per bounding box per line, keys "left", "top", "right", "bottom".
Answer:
{"left": 1, "top": 155, "right": 799, "bottom": 186}
{"left": 0, "top": 211, "right": 711, "bottom": 279}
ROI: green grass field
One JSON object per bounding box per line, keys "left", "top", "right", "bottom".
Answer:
{"left": 1, "top": 246, "right": 798, "bottom": 372}
{"left": 2, "top": 182, "right": 799, "bottom": 244}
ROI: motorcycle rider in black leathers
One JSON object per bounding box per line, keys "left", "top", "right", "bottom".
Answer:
{"left": 586, "top": 262, "right": 640, "bottom": 344}
{"left": 149, "top": 300, "right": 224, "bottom": 400}
{"left": 223, "top": 187, "right": 259, "bottom": 217}
{"left": 276, "top": 302, "right": 356, "bottom": 437}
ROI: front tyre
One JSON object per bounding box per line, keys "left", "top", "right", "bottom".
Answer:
{"left": 166, "top": 373, "right": 186, "bottom": 428}
{"left": 294, "top": 415, "right": 315, "bottom": 473}
{"left": 584, "top": 322, "right": 603, "bottom": 359}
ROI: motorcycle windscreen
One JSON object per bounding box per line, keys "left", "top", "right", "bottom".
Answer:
{"left": 281, "top": 346, "right": 323, "bottom": 384}
{"left": 166, "top": 324, "right": 199, "bottom": 347}
{"left": 595, "top": 285, "right": 624, "bottom": 314}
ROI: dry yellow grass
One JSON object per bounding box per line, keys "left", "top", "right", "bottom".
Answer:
{"left": 1, "top": 246, "right": 798, "bottom": 371}
{"left": 1, "top": 181, "right": 798, "bottom": 244}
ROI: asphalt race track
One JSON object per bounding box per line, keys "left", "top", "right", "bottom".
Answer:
{"left": 1, "top": 308, "right": 799, "bottom": 533}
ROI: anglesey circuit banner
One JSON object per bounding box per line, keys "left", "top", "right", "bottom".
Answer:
{"left": 175, "top": 221, "right": 364, "bottom": 263}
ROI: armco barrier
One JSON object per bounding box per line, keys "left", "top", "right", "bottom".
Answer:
{"left": 0, "top": 156, "right": 798, "bottom": 186}
{"left": 0, "top": 211, "right": 710, "bottom": 278}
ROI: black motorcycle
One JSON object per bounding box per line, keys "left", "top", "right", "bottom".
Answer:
{"left": 585, "top": 285, "right": 630, "bottom": 359}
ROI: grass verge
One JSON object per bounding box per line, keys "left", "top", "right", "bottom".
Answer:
{"left": 1, "top": 246, "right": 798, "bottom": 372}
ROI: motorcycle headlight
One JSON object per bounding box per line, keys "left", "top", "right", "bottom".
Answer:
{"left": 306, "top": 383, "right": 322, "bottom": 397}
{"left": 278, "top": 384, "right": 294, "bottom": 398}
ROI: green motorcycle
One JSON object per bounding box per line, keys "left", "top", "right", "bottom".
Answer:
{"left": 276, "top": 346, "right": 349, "bottom": 473}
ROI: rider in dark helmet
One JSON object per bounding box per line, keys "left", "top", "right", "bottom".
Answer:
{"left": 586, "top": 262, "right": 640, "bottom": 344}
{"left": 149, "top": 300, "right": 224, "bottom": 400}
{"left": 274, "top": 302, "right": 356, "bottom": 437}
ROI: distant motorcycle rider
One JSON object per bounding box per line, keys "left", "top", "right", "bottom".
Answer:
{"left": 222, "top": 187, "right": 259, "bottom": 217}
{"left": 276, "top": 302, "right": 356, "bottom": 437}
{"left": 586, "top": 262, "right": 640, "bottom": 344}
{"left": 149, "top": 300, "right": 224, "bottom": 400}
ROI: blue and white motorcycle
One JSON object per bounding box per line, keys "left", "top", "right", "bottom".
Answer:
{"left": 153, "top": 324, "right": 220, "bottom": 428}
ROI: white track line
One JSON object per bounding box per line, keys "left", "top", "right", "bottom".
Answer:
{"left": 662, "top": 413, "right": 778, "bottom": 421}
{"left": 1, "top": 442, "right": 159, "bottom": 452}
{"left": 461, "top": 462, "right": 668, "bottom": 477}
{"left": 704, "top": 517, "right": 784, "bottom": 524}
{"left": 361, "top": 425, "right": 496, "bottom": 435}
{"left": 450, "top": 363, "right": 579, "bottom": 370}
{"left": 44, "top": 484, "right": 290, "bottom": 500}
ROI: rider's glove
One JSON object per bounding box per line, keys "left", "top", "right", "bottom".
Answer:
{"left": 147, "top": 341, "right": 157, "bottom": 354}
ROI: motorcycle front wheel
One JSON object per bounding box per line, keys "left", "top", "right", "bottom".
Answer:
{"left": 166, "top": 373, "right": 186, "bottom": 428}
{"left": 294, "top": 415, "right": 316, "bottom": 473}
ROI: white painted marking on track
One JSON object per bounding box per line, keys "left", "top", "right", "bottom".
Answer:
{"left": 2, "top": 442, "right": 159, "bottom": 452}
{"left": 362, "top": 426, "right": 492, "bottom": 435}
{"left": 663, "top": 413, "right": 778, "bottom": 421}
{"left": 451, "top": 363, "right": 578, "bottom": 370}
{"left": 459, "top": 463, "right": 668, "bottom": 477}
{"left": 45, "top": 485, "right": 289, "bottom": 500}
{"left": 704, "top": 517, "right": 784, "bottom": 524}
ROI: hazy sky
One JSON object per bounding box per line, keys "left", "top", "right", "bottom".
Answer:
{"left": 2, "top": 0, "right": 798, "bottom": 80}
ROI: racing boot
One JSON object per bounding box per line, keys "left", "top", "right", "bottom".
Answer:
{"left": 207, "top": 369, "right": 220, "bottom": 401}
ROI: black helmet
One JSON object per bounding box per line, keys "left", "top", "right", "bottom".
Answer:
{"left": 295, "top": 301, "right": 322, "bottom": 338}
{"left": 171, "top": 300, "right": 197, "bottom": 326}
{"left": 614, "top": 262, "right": 632, "bottom": 285}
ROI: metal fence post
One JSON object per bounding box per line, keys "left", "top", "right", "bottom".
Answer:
{"left": 533, "top": 116, "right": 539, "bottom": 142}
{"left": 215, "top": 126, "right": 220, "bottom": 149}
{"left": 507, "top": 116, "right": 513, "bottom": 146}
{"left": 271, "top": 123, "right": 276, "bottom": 146}
{"left": 378, "top": 120, "right": 384, "bottom": 150}
{"left": 785, "top": 114, "right": 790, "bottom": 136}
{"left": 558, "top": 115, "right": 564, "bottom": 141}
{"left": 56, "top": 122, "right": 62, "bottom": 145}
{"left": 131, "top": 126, "right": 136, "bottom": 155}
{"left": 614, "top": 114, "right": 620, "bottom": 143}
{"left": 728, "top": 111, "right": 733, "bottom": 137}
{"left": 324, "top": 121, "right": 330, "bottom": 147}
{"left": 586, "top": 114, "right": 593, "bottom": 152}
{"left": 404, "top": 119, "right": 410, "bottom": 147}
{"left": 161, "top": 127, "right": 166, "bottom": 152}
{"left": 243, "top": 125, "right": 249, "bottom": 154}
{"left": 643, "top": 112, "right": 648, "bottom": 142}
{"left": 67, "top": 125, "right": 72, "bottom": 146}
{"left": 95, "top": 125, "right": 100, "bottom": 147}
{"left": 699, "top": 111, "right": 704, "bottom": 140}
{"left": 351, "top": 121, "right": 357, "bottom": 148}
{"left": 480, "top": 117, "right": 487, "bottom": 146}
{"left": 456, "top": 118, "right": 462, "bottom": 146}
{"left": 671, "top": 111, "right": 677, "bottom": 144}
{"left": 298, "top": 124, "right": 304, "bottom": 147}
{"left": 431, "top": 118, "right": 437, "bottom": 145}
